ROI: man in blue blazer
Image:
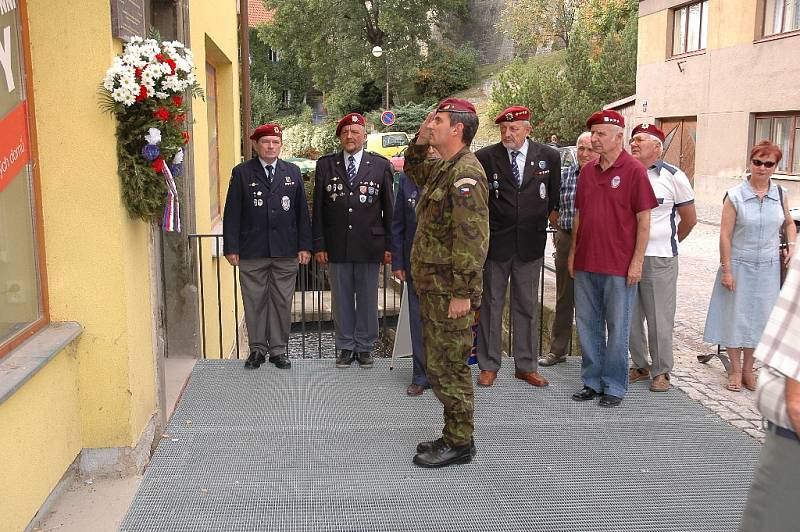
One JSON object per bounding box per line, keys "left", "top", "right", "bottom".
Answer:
{"left": 312, "top": 113, "right": 394, "bottom": 369}
{"left": 223, "top": 123, "right": 312, "bottom": 369}
{"left": 391, "top": 167, "right": 430, "bottom": 396}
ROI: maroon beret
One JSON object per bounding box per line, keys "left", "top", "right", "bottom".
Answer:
{"left": 250, "top": 123, "right": 283, "bottom": 141}
{"left": 586, "top": 110, "right": 625, "bottom": 129}
{"left": 436, "top": 98, "right": 476, "bottom": 114}
{"left": 495, "top": 106, "right": 530, "bottom": 124}
{"left": 631, "top": 123, "right": 665, "bottom": 143}
{"left": 336, "top": 113, "right": 366, "bottom": 136}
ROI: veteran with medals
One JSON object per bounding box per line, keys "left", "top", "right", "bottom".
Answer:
{"left": 474, "top": 106, "right": 561, "bottom": 388}
{"left": 312, "top": 113, "right": 394, "bottom": 369}
{"left": 223, "top": 123, "right": 312, "bottom": 370}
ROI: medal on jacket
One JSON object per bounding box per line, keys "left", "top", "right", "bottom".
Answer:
{"left": 492, "top": 173, "right": 500, "bottom": 198}
{"left": 539, "top": 182, "right": 547, "bottom": 199}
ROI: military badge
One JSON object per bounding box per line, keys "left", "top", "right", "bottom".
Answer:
{"left": 360, "top": 185, "right": 367, "bottom": 194}
{"left": 538, "top": 160, "right": 547, "bottom": 170}
{"left": 282, "top": 196, "right": 291, "bottom": 211}
{"left": 611, "top": 176, "right": 621, "bottom": 188}
{"left": 539, "top": 182, "right": 546, "bottom": 199}
{"left": 368, "top": 186, "right": 375, "bottom": 194}
{"left": 285, "top": 176, "right": 291, "bottom": 183}
{"left": 459, "top": 186, "right": 472, "bottom": 197}
{"left": 506, "top": 113, "right": 513, "bottom": 121}
{"left": 257, "top": 191, "right": 262, "bottom": 196}
{"left": 359, "top": 194, "right": 367, "bottom": 203}
{"left": 326, "top": 184, "right": 332, "bottom": 192}
{"left": 368, "top": 197, "right": 374, "bottom": 203}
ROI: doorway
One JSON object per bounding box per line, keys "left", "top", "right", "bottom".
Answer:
{"left": 659, "top": 117, "right": 697, "bottom": 185}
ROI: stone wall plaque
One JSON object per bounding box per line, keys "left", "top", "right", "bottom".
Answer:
{"left": 111, "top": 0, "right": 146, "bottom": 40}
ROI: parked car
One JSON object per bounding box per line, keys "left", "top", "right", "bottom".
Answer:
{"left": 366, "top": 132, "right": 410, "bottom": 159}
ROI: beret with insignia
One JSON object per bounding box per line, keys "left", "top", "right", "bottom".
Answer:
{"left": 586, "top": 110, "right": 625, "bottom": 129}
{"left": 494, "top": 106, "right": 530, "bottom": 124}
{"left": 250, "top": 123, "right": 283, "bottom": 141}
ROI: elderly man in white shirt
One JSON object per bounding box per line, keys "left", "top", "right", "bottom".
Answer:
{"left": 627, "top": 123, "right": 697, "bottom": 392}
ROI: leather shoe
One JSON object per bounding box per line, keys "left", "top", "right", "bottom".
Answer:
{"left": 598, "top": 394, "right": 623, "bottom": 407}
{"left": 538, "top": 352, "right": 567, "bottom": 366}
{"left": 335, "top": 349, "right": 354, "bottom": 368}
{"left": 417, "top": 437, "right": 476, "bottom": 457}
{"left": 413, "top": 441, "right": 474, "bottom": 468}
{"left": 629, "top": 367, "right": 650, "bottom": 383}
{"left": 356, "top": 351, "right": 374, "bottom": 368}
{"left": 572, "top": 386, "right": 600, "bottom": 401}
{"left": 477, "top": 370, "right": 497, "bottom": 387}
{"left": 406, "top": 383, "right": 426, "bottom": 396}
{"left": 514, "top": 370, "right": 549, "bottom": 387}
{"left": 244, "top": 351, "right": 265, "bottom": 369}
{"left": 268, "top": 354, "right": 291, "bottom": 369}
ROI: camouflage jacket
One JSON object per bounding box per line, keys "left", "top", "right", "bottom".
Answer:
{"left": 404, "top": 143, "right": 489, "bottom": 300}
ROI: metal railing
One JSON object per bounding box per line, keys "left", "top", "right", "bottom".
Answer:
{"left": 187, "top": 232, "right": 564, "bottom": 361}
{"left": 187, "top": 234, "right": 401, "bottom": 359}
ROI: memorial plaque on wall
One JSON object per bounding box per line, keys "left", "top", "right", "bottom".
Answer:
{"left": 111, "top": 0, "right": 146, "bottom": 40}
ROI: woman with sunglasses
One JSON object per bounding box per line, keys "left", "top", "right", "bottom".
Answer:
{"left": 703, "top": 140, "right": 797, "bottom": 392}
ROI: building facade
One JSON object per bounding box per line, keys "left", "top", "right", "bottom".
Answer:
{"left": 0, "top": 1, "right": 241, "bottom": 530}
{"left": 636, "top": 0, "right": 800, "bottom": 200}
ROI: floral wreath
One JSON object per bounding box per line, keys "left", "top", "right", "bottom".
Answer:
{"left": 100, "top": 36, "right": 203, "bottom": 231}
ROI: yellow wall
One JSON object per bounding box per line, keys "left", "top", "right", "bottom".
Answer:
{"left": 637, "top": 9, "right": 669, "bottom": 66}
{"left": 0, "top": 346, "right": 82, "bottom": 531}
{"left": 189, "top": 2, "right": 243, "bottom": 359}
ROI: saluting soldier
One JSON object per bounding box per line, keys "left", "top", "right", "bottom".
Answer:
{"left": 404, "top": 98, "right": 489, "bottom": 468}
{"left": 223, "top": 123, "right": 312, "bottom": 370}
{"left": 312, "top": 112, "right": 394, "bottom": 369}
{"left": 474, "top": 106, "right": 560, "bottom": 388}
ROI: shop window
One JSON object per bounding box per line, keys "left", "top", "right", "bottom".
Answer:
{"left": 672, "top": 1, "right": 709, "bottom": 56}
{"left": 763, "top": 0, "right": 800, "bottom": 37}
{"left": 754, "top": 113, "right": 800, "bottom": 175}
{"left": 0, "top": 0, "right": 48, "bottom": 357}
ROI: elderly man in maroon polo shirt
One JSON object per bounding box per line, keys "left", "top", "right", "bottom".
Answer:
{"left": 567, "top": 110, "right": 658, "bottom": 407}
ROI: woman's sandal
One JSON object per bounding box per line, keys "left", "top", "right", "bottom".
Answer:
{"left": 742, "top": 371, "right": 758, "bottom": 392}
{"left": 726, "top": 371, "right": 742, "bottom": 392}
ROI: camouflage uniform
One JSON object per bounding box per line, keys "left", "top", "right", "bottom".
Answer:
{"left": 404, "top": 143, "right": 489, "bottom": 447}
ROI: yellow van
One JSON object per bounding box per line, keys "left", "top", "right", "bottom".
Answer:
{"left": 365, "top": 132, "right": 410, "bottom": 158}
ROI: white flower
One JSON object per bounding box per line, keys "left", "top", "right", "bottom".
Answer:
{"left": 173, "top": 148, "right": 184, "bottom": 164}
{"left": 144, "top": 128, "right": 162, "bottom": 145}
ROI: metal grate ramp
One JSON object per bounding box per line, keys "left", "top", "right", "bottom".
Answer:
{"left": 121, "top": 358, "right": 761, "bottom": 532}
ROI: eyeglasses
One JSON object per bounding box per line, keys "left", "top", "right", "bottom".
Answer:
{"left": 751, "top": 158, "right": 776, "bottom": 168}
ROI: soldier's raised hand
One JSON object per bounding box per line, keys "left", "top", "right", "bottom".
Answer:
{"left": 415, "top": 111, "right": 436, "bottom": 145}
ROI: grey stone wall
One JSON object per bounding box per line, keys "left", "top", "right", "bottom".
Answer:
{"left": 459, "top": 0, "right": 516, "bottom": 64}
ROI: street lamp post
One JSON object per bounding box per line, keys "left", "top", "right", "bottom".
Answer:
{"left": 371, "top": 45, "right": 389, "bottom": 109}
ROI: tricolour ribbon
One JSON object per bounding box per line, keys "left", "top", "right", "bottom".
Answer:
{"left": 161, "top": 163, "right": 181, "bottom": 232}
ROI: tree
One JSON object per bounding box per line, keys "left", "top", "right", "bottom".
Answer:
{"left": 250, "top": 27, "right": 312, "bottom": 113}
{"left": 498, "top": 0, "right": 583, "bottom": 52}
{"left": 263, "top": 0, "right": 468, "bottom": 116}
{"left": 250, "top": 75, "right": 281, "bottom": 128}
{"left": 414, "top": 45, "right": 478, "bottom": 100}
{"left": 490, "top": 0, "right": 638, "bottom": 142}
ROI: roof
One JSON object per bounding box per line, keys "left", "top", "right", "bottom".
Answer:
{"left": 603, "top": 94, "right": 636, "bottom": 110}
{"left": 248, "top": 1, "right": 274, "bottom": 26}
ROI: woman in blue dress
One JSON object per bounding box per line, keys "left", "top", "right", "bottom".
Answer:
{"left": 703, "top": 141, "right": 796, "bottom": 392}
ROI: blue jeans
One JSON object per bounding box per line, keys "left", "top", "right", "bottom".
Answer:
{"left": 574, "top": 271, "right": 636, "bottom": 398}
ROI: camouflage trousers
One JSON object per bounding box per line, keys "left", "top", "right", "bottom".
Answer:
{"left": 418, "top": 292, "right": 475, "bottom": 447}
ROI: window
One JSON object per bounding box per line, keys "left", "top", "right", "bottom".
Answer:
{"left": 763, "top": 0, "right": 800, "bottom": 36}
{"left": 268, "top": 48, "right": 279, "bottom": 62}
{"left": 281, "top": 89, "right": 291, "bottom": 107}
{"left": 206, "top": 63, "right": 221, "bottom": 222}
{"left": 0, "top": 0, "right": 48, "bottom": 357}
{"left": 754, "top": 113, "right": 800, "bottom": 175}
{"left": 672, "top": 1, "right": 709, "bottom": 56}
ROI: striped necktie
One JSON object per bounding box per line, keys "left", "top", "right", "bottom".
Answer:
{"left": 511, "top": 151, "right": 521, "bottom": 187}
{"left": 265, "top": 165, "right": 274, "bottom": 185}
{"left": 347, "top": 155, "right": 356, "bottom": 187}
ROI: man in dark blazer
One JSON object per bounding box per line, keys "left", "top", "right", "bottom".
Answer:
{"left": 312, "top": 113, "right": 394, "bottom": 369}
{"left": 474, "top": 106, "right": 560, "bottom": 388}
{"left": 223, "top": 123, "right": 312, "bottom": 370}
{"left": 391, "top": 168, "right": 429, "bottom": 396}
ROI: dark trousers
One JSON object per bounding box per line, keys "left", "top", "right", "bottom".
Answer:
{"left": 328, "top": 262, "right": 380, "bottom": 352}
{"left": 549, "top": 228, "right": 575, "bottom": 355}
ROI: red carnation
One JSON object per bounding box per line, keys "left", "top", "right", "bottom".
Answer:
{"left": 155, "top": 53, "right": 177, "bottom": 75}
{"left": 135, "top": 67, "right": 143, "bottom": 79}
{"left": 171, "top": 95, "right": 183, "bottom": 107}
{"left": 153, "top": 107, "right": 170, "bottom": 121}
{"left": 174, "top": 114, "right": 185, "bottom": 122}
{"left": 151, "top": 157, "right": 165, "bottom": 173}
{"left": 181, "top": 131, "right": 191, "bottom": 144}
{"left": 134, "top": 85, "right": 148, "bottom": 102}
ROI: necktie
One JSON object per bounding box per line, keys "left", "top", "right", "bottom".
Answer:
{"left": 347, "top": 155, "right": 356, "bottom": 187}
{"left": 511, "top": 151, "right": 521, "bottom": 187}
{"left": 266, "top": 165, "right": 274, "bottom": 185}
